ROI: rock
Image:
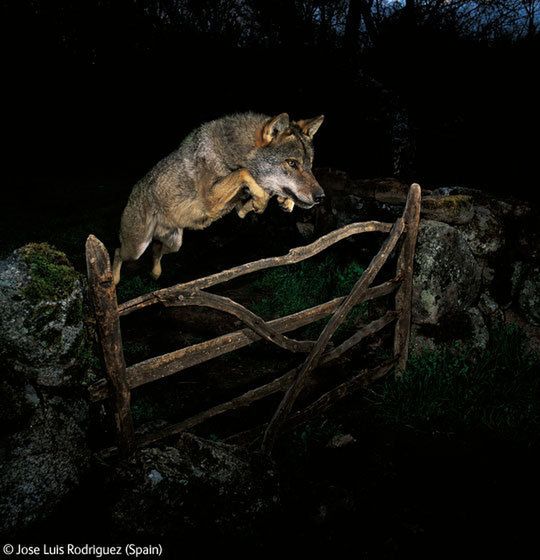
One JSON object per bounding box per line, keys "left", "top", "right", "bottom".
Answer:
{"left": 511, "top": 262, "right": 540, "bottom": 325}
{"left": 0, "top": 391, "right": 89, "bottom": 534}
{"left": 110, "top": 434, "right": 280, "bottom": 540}
{"left": 477, "top": 257, "right": 496, "bottom": 287}
{"left": 329, "top": 194, "right": 369, "bottom": 228}
{"left": 410, "top": 325, "right": 438, "bottom": 353}
{"left": 478, "top": 292, "right": 504, "bottom": 326}
{"left": 512, "top": 202, "right": 534, "bottom": 219}
{"left": 511, "top": 261, "right": 525, "bottom": 299}
{"left": 317, "top": 171, "right": 410, "bottom": 203}
{"left": 431, "top": 186, "right": 500, "bottom": 206}
{"left": 0, "top": 243, "right": 85, "bottom": 387}
{"left": 327, "top": 434, "right": 356, "bottom": 449}
{"left": 421, "top": 194, "right": 474, "bottom": 225}
{"left": 461, "top": 206, "right": 504, "bottom": 257}
{"left": 413, "top": 220, "right": 482, "bottom": 325}
{"left": 0, "top": 244, "right": 91, "bottom": 535}
{"left": 504, "top": 309, "right": 540, "bottom": 355}
{"left": 465, "top": 307, "right": 490, "bottom": 351}
{"left": 427, "top": 186, "right": 523, "bottom": 220}
{"left": 411, "top": 307, "right": 488, "bottom": 354}
{"left": 316, "top": 167, "right": 352, "bottom": 193}
{"left": 296, "top": 221, "right": 315, "bottom": 239}
{"left": 514, "top": 216, "right": 540, "bottom": 262}
{"left": 370, "top": 178, "right": 410, "bottom": 204}
{"left": 517, "top": 265, "right": 540, "bottom": 325}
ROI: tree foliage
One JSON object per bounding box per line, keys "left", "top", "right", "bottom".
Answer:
{"left": 1, "top": 0, "right": 538, "bottom": 67}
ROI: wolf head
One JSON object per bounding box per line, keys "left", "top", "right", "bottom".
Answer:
{"left": 247, "top": 113, "right": 325, "bottom": 209}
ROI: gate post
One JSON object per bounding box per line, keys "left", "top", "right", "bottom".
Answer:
{"left": 86, "top": 235, "right": 135, "bottom": 456}
{"left": 394, "top": 183, "right": 421, "bottom": 374}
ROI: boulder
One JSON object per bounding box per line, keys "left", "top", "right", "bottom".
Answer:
{"left": 0, "top": 244, "right": 90, "bottom": 535}
{"left": 0, "top": 243, "right": 85, "bottom": 386}
{"left": 478, "top": 292, "right": 505, "bottom": 327}
{"left": 413, "top": 220, "right": 482, "bottom": 325}
{"left": 110, "top": 434, "right": 280, "bottom": 540}
{"left": 461, "top": 206, "right": 505, "bottom": 258}
{"left": 330, "top": 194, "right": 372, "bottom": 228}
{"left": 511, "top": 261, "right": 526, "bottom": 299}
{"left": 517, "top": 265, "right": 540, "bottom": 325}
{"left": 514, "top": 214, "right": 540, "bottom": 262}
{"left": 411, "top": 307, "right": 489, "bottom": 354}
{"left": 0, "top": 390, "right": 89, "bottom": 534}
{"left": 296, "top": 221, "right": 315, "bottom": 239}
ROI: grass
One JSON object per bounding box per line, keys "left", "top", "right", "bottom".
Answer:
{"left": 367, "top": 324, "right": 540, "bottom": 440}
{"left": 250, "top": 255, "right": 367, "bottom": 332}
{"left": 116, "top": 275, "right": 160, "bottom": 303}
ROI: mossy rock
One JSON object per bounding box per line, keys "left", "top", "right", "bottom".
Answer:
{"left": 19, "top": 243, "right": 81, "bottom": 304}
{"left": 421, "top": 194, "right": 474, "bottom": 225}
{"left": 0, "top": 244, "right": 92, "bottom": 535}
{"left": 462, "top": 206, "right": 505, "bottom": 257}
{"left": 0, "top": 243, "right": 88, "bottom": 386}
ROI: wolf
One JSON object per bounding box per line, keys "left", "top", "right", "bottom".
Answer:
{"left": 112, "top": 112, "right": 325, "bottom": 285}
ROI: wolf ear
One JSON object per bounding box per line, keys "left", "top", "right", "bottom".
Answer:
{"left": 260, "top": 113, "right": 290, "bottom": 146}
{"left": 296, "top": 115, "right": 325, "bottom": 139}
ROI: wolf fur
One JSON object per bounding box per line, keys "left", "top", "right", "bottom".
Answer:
{"left": 112, "top": 112, "right": 325, "bottom": 284}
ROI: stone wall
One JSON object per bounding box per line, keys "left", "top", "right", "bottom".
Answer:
{"left": 314, "top": 170, "right": 540, "bottom": 353}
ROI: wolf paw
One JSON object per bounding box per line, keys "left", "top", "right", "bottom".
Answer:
{"left": 252, "top": 192, "right": 270, "bottom": 214}
{"left": 237, "top": 203, "right": 250, "bottom": 219}
{"left": 150, "top": 262, "right": 162, "bottom": 280}
{"left": 277, "top": 196, "right": 295, "bottom": 212}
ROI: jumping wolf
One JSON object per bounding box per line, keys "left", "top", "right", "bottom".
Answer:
{"left": 112, "top": 112, "right": 325, "bottom": 285}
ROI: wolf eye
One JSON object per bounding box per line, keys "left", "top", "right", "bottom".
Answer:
{"left": 286, "top": 159, "right": 299, "bottom": 169}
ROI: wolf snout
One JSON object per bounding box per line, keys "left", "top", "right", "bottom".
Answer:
{"left": 310, "top": 185, "right": 325, "bottom": 204}
{"left": 313, "top": 190, "right": 325, "bottom": 204}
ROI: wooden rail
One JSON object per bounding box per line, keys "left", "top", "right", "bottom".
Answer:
{"left": 86, "top": 183, "right": 422, "bottom": 457}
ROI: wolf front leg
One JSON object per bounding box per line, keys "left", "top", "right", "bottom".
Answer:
{"left": 207, "top": 168, "right": 269, "bottom": 220}
{"left": 236, "top": 190, "right": 272, "bottom": 219}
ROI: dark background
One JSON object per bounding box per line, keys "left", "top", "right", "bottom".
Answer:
{"left": 1, "top": 0, "right": 539, "bottom": 208}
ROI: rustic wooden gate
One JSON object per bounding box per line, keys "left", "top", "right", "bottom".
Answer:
{"left": 86, "top": 183, "right": 421, "bottom": 457}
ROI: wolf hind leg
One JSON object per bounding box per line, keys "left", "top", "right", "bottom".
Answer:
{"left": 151, "top": 228, "right": 183, "bottom": 279}
{"left": 113, "top": 233, "right": 154, "bottom": 286}
{"left": 112, "top": 248, "right": 122, "bottom": 286}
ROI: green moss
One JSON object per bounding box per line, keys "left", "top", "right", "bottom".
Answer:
{"left": 424, "top": 194, "right": 472, "bottom": 209}
{"left": 20, "top": 243, "right": 80, "bottom": 303}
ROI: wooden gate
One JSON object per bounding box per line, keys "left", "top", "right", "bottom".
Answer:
{"left": 86, "top": 183, "right": 421, "bottom": 457}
